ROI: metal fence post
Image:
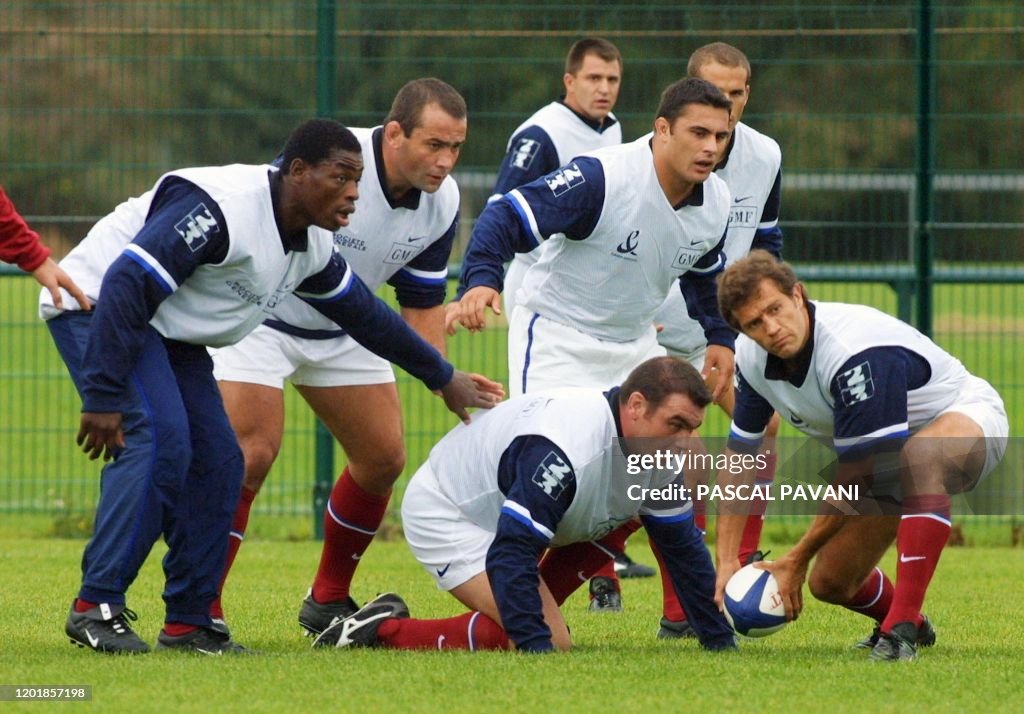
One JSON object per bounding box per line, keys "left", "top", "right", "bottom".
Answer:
{"left": 914, "top": 0, "right": 935, "bottom": 335}
{"left": 312, "top": 0, "right": 337, "bottom": 540}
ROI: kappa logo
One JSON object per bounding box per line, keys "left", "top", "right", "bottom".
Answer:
{"left": 544, "top": 163, "right": 586, "bottom": 196}
{"left": 174, "top": 203, "right": 220, "bottom": 252}
{"left": 511, "top": 138, "right": 540, "bottom": 170}
{"left": 837, "top": 361, "right": 876, "bottom": 406}
{"left": 531, "top": 451, "right": 572, "bottom": 500}
{"left": 615, "top": 230, "right": 640, "bottom": 256}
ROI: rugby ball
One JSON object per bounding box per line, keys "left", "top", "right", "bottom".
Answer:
{"left": 723, "top": 563, "right": 787, "bottom": 637}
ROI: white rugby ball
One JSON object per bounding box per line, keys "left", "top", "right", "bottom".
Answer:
{"left": 723, "top": 563, "right": 787, "bottom": 637}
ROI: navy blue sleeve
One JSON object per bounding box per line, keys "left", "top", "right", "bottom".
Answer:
{"left": 491, "top": 126, "right": 562, "bottom": 197}
{"left": 79, "top": 178, "right": 231, "bottom": 413}
{"left": 458, "top": 157, "right": 606, "bottom": 298}
{"left": 727, "top": 365, "right": 775, "bottom": 453}
{"left": 679, "top": 228, "right": 735, "bottom": 350}
{"left": 751, "top": 170, "right": 783, "bottom": 259}
{"left": 830, "top": 347, "right": 923, "bottom": 461}
{"left": 386, "top": 214, "right": 455, "bottom": 309}
{"left": 297, "top": 255, "right": 454, "bottom": 390}
{"left": 486, "top": 435, "right": 577, "bottom": 653}
{"left": 642, "top": 513, "right": 736, "bottom": 650}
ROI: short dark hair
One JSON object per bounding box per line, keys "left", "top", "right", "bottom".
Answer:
{"left": 619, "top": 356, "right": 712, "bottom": 412}
{"left": 656, "top": 76, "right": 731, "bottom": 125}
{"left": 717, "top": 249, "right": 803, "bottom": 331}
{"left": 384, "top": 78, "right": 467, "bottom": 137}
{"left": 688, "top": 42, "right": 752, "bottom": 83}
{"left": 565, "top": 37, "right": 623, "bottom": 75}
{"left": 279, "top": 118, "right": 360, "bottom": 174}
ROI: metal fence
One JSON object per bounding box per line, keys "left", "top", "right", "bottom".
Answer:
{"left": 1, "top": 2, "right": 1021, "bottom": 530}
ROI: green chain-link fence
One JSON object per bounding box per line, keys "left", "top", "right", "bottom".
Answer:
{"left": 2, "top": 2, "right": 1021, "bottom": 534}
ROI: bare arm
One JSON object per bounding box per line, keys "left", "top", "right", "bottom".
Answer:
{"left": 401, "top": 304, "right": 447, "bottom": 357}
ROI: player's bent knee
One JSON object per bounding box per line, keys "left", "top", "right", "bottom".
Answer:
{"left": 240, "top": 439, "right": 281, "bottom": 491}
{"left": 807, "top": 570, "right": 858, "bottom": 604}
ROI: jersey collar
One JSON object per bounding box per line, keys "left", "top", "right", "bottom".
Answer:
{"left": 372, "top": 127, "right": 422, "bottom": 210}
{"left": 764, "top": 301, "right": 816, "bottom": 386}
{"left": 604, "top": 386, "right": 625, "bottom": 438}
{"left": 268, "top": 169, "right": 309, "bottom": 253}
{"left": 558, "top": 98, "right": 619, "bottom": 134}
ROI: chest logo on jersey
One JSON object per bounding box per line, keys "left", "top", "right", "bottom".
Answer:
{"left": 511, "top": 138, "right": 540, "bottom": 170}
{"left": 175, "top": 203, "right": 220, "bottom": 253}
{"left": 544, "top": 163, "right": 585, "bottom": 196}
{"left": 332, "top": 232, "right": 367, "bottom": 252}
{"left": 671, "top": 245, "right": 704, "bottom": 271}
{"left": 613, "top": 230, "right": 640, "bottom": 259}
{"left": 837, "top": 361, "right": 875, "bottom": 406}
{"left": 729, "top": 196, "right": 758, "bottom": 228}
{"left": 531, "top": 451, "right": 572, "bottom": 500}
{"left": 384, "top": 242, "right": 425, "bottom": 265}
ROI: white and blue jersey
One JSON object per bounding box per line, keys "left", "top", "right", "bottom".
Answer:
{"left": 264, "top": 127, "right": 459, "bottom": 339}
{"left": 420, "top": 387, "right": 733, "bottom": 652}
{"left": 491, "top": 101, "right": 622, "bottom": 309}
{"left": 492, "top": 100, "right": 621, "bottom": 200}
{"left": 40, "top": 164, "right": 453, "bottom": 414}
{"left": 656, "top": 121, "right": 783, "bottom": 356}
{"left": 460, "top": 135, "right": 733, "bottom": 347}
{"left": 729, "top": 301, "right": 977, "bottom": 461}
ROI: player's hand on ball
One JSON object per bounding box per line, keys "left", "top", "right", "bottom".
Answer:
{"left": 759, "top": 555, "right": 806, "bottom": 621}
{"left": 437, "top": 370, "right": 505, "bottom": 423}
{"left": 77, "top": 412, "right": 125, "bottom": 461}
{"left": 457, "top": 286, "right": 502, "bottom": 332}
{"left": 714, "top": 557, "right": 742, "bottom": 612}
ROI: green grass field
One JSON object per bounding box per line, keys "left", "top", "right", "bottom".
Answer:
{"left": 1, "top": 531, "right": 1022, "bottom": 713}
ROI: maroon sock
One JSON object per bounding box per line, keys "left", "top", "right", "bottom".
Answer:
{"left": 74, "top": 599, "right": 98, "bottom": 613}
{"left": 881, "top": 495, "right": 951, "bottom": 633}
{"left": 651, "top": 540, "right": 686, "bottom": 622}
{"left": 378, "top": 612, "right": 510, "bottom": 651}
{"left": 211, "top": 486, "right": 257, "bottom": 619}
{"left": 163, "top": 623, "right": 198, "bottom": 637}
{"left": 842, "top": 566, "right": 894, "bottom": 623}
{"left": 539, "top": 542, "right": 613, "bottom": 604}
{"left": 311, "top": 468, "right": 390, "bottom": 603}
{"left": 538, "top": 521, "right": 636, "bottom": 603}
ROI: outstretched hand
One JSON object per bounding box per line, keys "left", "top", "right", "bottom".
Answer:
{"left": 34, "top": 257, "right": 92, "bottom": 310}
{"left": 437, "top": 371, "right": 505, "bottom": 423}
{"left": 449, "top": 286, "right": 502, "bottom": 334}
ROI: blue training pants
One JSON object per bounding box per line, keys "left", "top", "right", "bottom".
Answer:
{"left": 48, "top": 311, "right": 243, "bottom": 626}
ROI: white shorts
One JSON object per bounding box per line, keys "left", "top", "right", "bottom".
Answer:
{"left": 869, "top": 375, "right": 1008, "bottom": 500}
{"left": 942, "top": 374, "right": 1009, "bottom": 480}
{"left": 210, "top": 323, "right": 395, "bottom": 389}
{"left": 506, "top": 305, "right": 666, "bottom": 398}
{"left": 401, "top": 462, "right": 494, "bottom": 591}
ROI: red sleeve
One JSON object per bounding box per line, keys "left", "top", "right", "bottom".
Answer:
{"left": 0, "top": 186, "right": 50, "bottom": 272}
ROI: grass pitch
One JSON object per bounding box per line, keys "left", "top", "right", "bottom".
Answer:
{"left": 1, "top": 530, "right": 1021, "bottom": 713}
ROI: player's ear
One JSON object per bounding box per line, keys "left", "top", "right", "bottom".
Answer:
{"left": 383, "top": 120, "right": 405, "bottom": 146}
{"left": 653, "top": 116, "right": 670, "bottom": 139}
{"left": 563, "top": 72, "right": 575, "bottom": 94}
